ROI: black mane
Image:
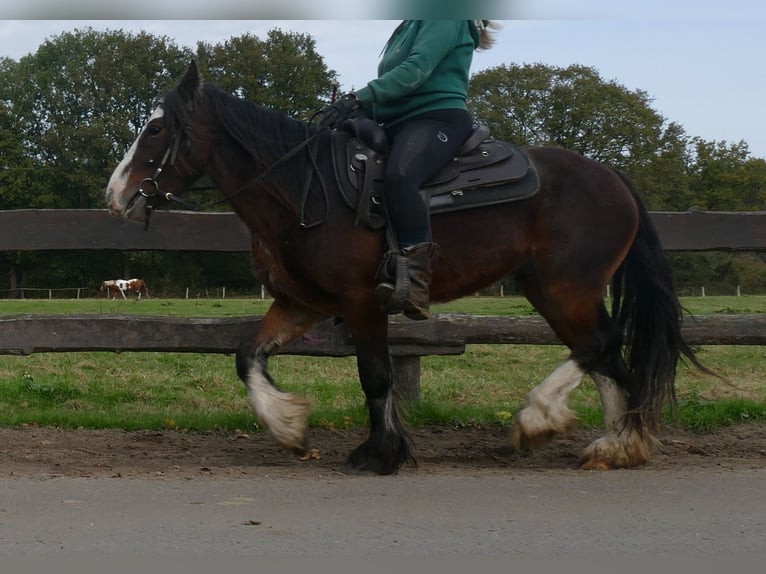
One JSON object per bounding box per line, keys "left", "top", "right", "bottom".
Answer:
{"left": 163, "top": 83, "right": 316, "bottom": 170}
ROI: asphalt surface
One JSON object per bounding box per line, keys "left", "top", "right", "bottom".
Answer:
{"left": 2, "top": 467, "right": 764, "bottom": 556}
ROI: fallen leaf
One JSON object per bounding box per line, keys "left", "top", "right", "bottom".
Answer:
{"left": 299, "top": 448, "right": 321, "bottom": 461}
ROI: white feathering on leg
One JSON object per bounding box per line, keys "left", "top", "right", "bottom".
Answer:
{"left": 245, "top": 370, "right": 311, "bottom": 452}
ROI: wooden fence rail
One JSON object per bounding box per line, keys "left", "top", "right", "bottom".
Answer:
{"left": 4, "top": 313, "right": 766, "bottom": 356}
{"left": 2, "top": 209, "right": 766, "bottom": 399}
{"left": 1, "top": 208, "right": 766, "bottom": 252}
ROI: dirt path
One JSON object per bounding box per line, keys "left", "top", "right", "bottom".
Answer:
{"left": 2, "top": 422, "right": 765, "bottom": 479}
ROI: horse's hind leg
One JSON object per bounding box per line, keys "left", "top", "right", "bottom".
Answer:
{"left": 572, "top": 308, "right": 656, "bottom": 468}
{"left": 578, "top": 366, "right": 654, "bottom": 469}
{"left": 509, "top": 275, "right": 593, "bottom": 450}
{"left": 510, "top": 281, "right": 654, "bottom": 468}
{"left": 510, "top": 358, "right": 586, "bottom": 450}
{"left": 235, "top": 299, "right": 324, "bottom": 455}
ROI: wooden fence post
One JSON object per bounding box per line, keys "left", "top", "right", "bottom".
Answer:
{"left": 392, "top": 355, "right": 421, "bottom": 402}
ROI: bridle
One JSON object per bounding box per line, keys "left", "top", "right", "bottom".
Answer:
{"left": 133, "top": 107, "right": 330, "bottom": 231}
{"left": 134, "top": 123, "right": 202, "bottom": 230}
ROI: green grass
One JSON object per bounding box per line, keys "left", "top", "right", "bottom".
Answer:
{"left": 0, "top": 295, "right": 765, "bottom": 432}
{"left": 0, "top": 297, "right": 273, "bottom": 317}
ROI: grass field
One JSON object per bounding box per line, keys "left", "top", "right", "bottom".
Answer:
{"left": 0, "top": 295, "right": 765, "bottom": 432}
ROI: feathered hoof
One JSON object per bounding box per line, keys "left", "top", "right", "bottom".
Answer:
{"left": 263, "top": 393, "right": 312, "bottom": 455}
{"left": 509, "top": 424, "right": 557, "bottom": 451}
{"left": 509, "top": 405, "right": 577, "bottom": 451}
{"left": 578, "top": 430, "right": 655, "bottom": 469}
{"left": 344, "top": 435, "right": 413, "bottom": 476}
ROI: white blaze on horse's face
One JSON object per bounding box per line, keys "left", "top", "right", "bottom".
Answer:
{"left": 105, "top": 105, "right": 165, "bottom": 219}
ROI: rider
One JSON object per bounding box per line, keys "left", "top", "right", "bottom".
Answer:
{"left": 319, "top": 20, "right": 497, "bottom": 320}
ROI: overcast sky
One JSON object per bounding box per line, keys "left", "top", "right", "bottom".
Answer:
{"left": 0, "top": 2, "right": 764, "bottom": 158}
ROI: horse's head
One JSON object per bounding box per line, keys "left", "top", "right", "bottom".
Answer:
{"left": 106, "top": 60, "right": 210, "bottom": 223}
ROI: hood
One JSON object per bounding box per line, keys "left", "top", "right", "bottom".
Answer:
{"left": 468, "top": 20, "right": 482, "bottom": 48}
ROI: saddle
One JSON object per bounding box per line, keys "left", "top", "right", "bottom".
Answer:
{"left": 332, "top": 119, "right": 540, "bottom": 230}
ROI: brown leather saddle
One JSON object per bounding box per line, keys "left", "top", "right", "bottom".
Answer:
{"left": 331, "top": 119, "right": 540, "bottom": 230}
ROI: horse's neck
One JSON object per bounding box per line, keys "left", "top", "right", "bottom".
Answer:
{"left": 210, "top": 106, "right": 322, "bottom": 212}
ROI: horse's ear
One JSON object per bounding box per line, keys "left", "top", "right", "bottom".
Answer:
{"left": 178, "top": 60, "right": 201, "bottom": 106}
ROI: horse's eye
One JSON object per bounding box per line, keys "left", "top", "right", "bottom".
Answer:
{"left": 148, "top": 125, "right": 162, "bottom": 136}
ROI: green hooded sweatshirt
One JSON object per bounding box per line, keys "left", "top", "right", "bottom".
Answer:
{"left": 354, "top": 20, "right": 481, "bottom": 126}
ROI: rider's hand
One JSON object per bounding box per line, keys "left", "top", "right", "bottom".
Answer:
{"left": 318, "top": 93, "right": 363, "bottom": 129}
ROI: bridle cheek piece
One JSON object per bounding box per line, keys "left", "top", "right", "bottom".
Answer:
{"left": 134, "top": 129, "right": 199, "bottom": 230}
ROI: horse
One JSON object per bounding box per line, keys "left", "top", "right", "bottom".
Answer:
{"left": 100, "top": 278, "right": 148, "bottom": 300}
{"left": 106, "top": 61, "right": 711, "bottom": 474}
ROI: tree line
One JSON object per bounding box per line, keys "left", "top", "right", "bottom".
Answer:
{"left": 1, "top": 27, "right": 764, "bottom": 297}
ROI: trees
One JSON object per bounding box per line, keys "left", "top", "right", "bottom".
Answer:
{"left": 467, "top": 62, "right": 766, "bottom": 214}
{"left": 685, "top": 139, "right": 766, "bottom": 211}
{"left": 196, "top": 28, "right": 336, "bottom": 120}
{"left": 468, "top": 64, "right": 670, "bottom": 170}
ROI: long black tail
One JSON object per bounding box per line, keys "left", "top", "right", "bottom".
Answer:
{"left": 610, "top": 172, "right": 706, "bottom": 425}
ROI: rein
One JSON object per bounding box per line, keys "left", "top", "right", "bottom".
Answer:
{"left": 136, "top": 119, "right": 329, "bottom": 231}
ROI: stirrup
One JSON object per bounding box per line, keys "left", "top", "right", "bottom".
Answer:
{"left": 374, "top": 281, "right": 403, "bottom": 316}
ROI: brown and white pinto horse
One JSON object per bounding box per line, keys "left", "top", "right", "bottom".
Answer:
{"left": 100, "top": 278, "right": 148, "bottom": 300}
{"left": 105, "top": 61, "right": 712, "bottom": 475}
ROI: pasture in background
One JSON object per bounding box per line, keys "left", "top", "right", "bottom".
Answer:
{"left": 2, "top": 293, "right": 766, "bottom": 316}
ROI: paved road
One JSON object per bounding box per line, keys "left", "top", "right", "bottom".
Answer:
{"left": 1, "top": 467, "right": 764, "bottom": 555}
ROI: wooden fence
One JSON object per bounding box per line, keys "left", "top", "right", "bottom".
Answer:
{"left": 2, "top": 208, "right": 766, "bottom": 399}
{"left": 2, "top": 208, "right": 766, "bottom": 252}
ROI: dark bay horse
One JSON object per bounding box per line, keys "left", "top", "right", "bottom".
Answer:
{"left": 106, "top": 61, "right": 707, "bottom": 474}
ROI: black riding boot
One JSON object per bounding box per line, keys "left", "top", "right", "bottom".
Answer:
{"left": 374, "top": 242, "right": 441, "bottom": 321}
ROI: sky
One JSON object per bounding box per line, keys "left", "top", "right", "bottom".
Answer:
{"left": 0, "top": 1, "right": 764, "bottom": 159}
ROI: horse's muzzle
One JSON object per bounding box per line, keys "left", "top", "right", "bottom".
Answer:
{"left": 106, "top": 187, "right": 147, "bottom": 222}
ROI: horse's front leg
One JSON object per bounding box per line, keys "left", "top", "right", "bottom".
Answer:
{"left": 235, "top": 299, "right": 324, "bottom": 455}
{"left": 343, "top": 307, "right": 414, "bottom": 475}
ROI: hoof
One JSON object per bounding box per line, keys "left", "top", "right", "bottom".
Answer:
{"left": 245, "top": 371, "right": 312, "bottom": 454}
{"left": 509, "top": 424, "right": 556, "bottom": 451}
{"left": 578, "top": 458, "right": 612, "bottom": 471}
{"left": 345, "top": 444, "right": 401, "bottom": 476}
{"left": 578, "top": 430, "right": 655, "bottom": 469}
{"left": 509, "top": 404, "right": 577, "bottom": 451}
{"left": 264, "top": 394, "right": 311, "bottom": 454}
{"left": 344, "top": 435, "right": 413, "bottom": 476}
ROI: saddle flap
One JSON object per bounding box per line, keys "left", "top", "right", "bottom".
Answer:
{"left": 332, "top": 131, "right": 387, "bottom": 229}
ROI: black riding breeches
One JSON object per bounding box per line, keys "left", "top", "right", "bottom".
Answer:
{"left": 383, "top": 108, "right": 473, "bottom": 248}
